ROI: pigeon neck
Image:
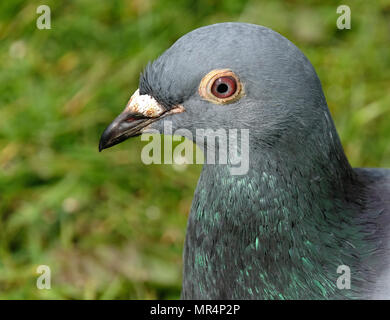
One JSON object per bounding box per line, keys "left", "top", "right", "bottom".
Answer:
{"left": 183, "top": 145, "right": 371, "bottom": 299}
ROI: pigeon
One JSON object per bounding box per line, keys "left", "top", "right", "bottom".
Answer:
{"left": 99, "top": 22, "right": 390, "bottom": 299}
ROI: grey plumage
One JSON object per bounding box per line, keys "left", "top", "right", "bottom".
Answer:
{"left": 100, "top": 22, "right": 390, "bottom": 299}
{"left": 353, "top": 168, "right": 390, "bottom": 298}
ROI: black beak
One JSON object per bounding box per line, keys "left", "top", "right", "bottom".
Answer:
{"left": 99, "top": 110, "right": 158, "bottom": 152}
{"left": 99, "top": 88, "right": 185, "bottom": 152}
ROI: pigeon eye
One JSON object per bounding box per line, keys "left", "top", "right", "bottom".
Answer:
{"left": 199, "top": 69, "right": 244, "bottom": 104}
{"left": 211, "top": 76, "right": 237, "bottom": 98}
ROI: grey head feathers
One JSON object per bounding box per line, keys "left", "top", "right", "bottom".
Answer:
{"left": 100, "top": 22, "right": 390, "bottom": 299}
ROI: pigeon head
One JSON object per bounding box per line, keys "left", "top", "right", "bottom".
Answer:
{"left": 98, "top": 23, "right": 390, "bottom": 300}
{"left": 99, "top": 22, "right": 349, "bottom": 175}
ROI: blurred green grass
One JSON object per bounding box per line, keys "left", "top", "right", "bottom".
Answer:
{"left": 0, "top": 0, "right": 389, "bottom": 299}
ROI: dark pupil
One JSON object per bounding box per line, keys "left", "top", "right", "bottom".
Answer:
{"left": 217, "top": 83, "right": 229, "bottom": 93}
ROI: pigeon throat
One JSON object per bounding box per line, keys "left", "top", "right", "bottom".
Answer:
{"left": 182, "top": 150, "right": 373, "bottom": 299}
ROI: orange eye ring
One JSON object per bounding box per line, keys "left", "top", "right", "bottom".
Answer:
{"left": 199, "top": 69, "right": 244, "bottom": 104}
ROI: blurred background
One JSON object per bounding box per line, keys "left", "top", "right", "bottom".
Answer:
{"left": 0, "top": 0, "right": 389, "bottom": 299}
